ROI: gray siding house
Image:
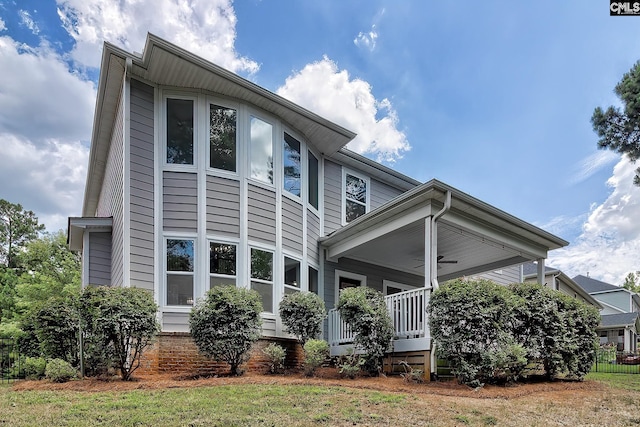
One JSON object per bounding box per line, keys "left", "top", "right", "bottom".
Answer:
{"left": 68, "top": 34, "right": 568, "bottom": 375}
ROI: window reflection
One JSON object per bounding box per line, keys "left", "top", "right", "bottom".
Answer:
{"left": 250, "top": 116, "right": 273, "bottom": 184}
{"left": 283, "top": 133, "right": 301, "bottom": 196}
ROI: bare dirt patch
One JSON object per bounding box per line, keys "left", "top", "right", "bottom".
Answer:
{"left": 12, "top": 367, "right": 602, "bottom": 400}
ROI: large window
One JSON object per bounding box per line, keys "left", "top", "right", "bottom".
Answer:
{"left": 209, "top": 104, "right": 237, "bottom": 172}
{"left": 308, "top": 151, "right": 319, "bottom": 209}
{"left": 250, "top": 248, "right": 274, "bottom": 312}
{"left": 250, "top": 116, "right": 273, "bottom": 184}
{"left": 166, "top": 98, "right": 194, "bottom": 165}
{"left": 344, "top": 172, "right": 368, "bottom": 223}
{"left": 209, "top": 242, "right": 237, "bottom": 288}
{"left": 166, "top": 239, "right": 194, "bottom": 306}
{"left": 283, "top": 133, "right": 301, "bottom": 197}
{"left": 284, "top": 257, "right": 301, "bottom": 296}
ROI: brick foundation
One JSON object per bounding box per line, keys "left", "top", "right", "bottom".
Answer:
{"left": 137, "top": 333, "right": 304, "bottom": 376}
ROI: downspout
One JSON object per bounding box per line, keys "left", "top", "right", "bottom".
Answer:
{"left": 429, "top": 190, "right": 451, "bottom": 290}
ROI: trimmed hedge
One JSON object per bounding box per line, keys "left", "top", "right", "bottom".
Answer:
{"left": 279, "top": 291, "right": 326, "bottom": 344}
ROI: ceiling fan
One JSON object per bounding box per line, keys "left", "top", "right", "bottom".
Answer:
{"left": 413, "top": 255, "right": 458, "bottom": 269}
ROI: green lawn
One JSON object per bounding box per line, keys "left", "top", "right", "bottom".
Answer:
{"left": 586, "top": 371, "right": 640, "bottom": 391}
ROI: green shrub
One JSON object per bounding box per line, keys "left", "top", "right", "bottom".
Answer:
{"left": 262, "top": 342, "right": 286, "bottom": 374}
{"left": 79, "top": 286, "right": 159, "bottom": 380}
{"left": 336, "top": 287, "right": 393, "bottom": 375}
{"left": 45, "top": 358, "right": 76, "bottom": 383}
{"left": 190, "top": 285, "right": 262, "bottom": 376}
{"left": 428, "top": 279, "right": 525, "bottom": 387}
{"left": 23, "top": 356, "right": 47, "bottom": 380}
{"left": 303, "top": 339, "right": 328, "bottom": 377}
{"left": 279, "top": 292, "right": 326, "bottom": 344}
{"left": 337, "top": 348, "right": 364, "bottom": 379}
{"left": 33, "top": 298, "right": 79, "bottom": 366}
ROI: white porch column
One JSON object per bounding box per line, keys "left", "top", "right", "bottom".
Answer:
{"left": 424, "top": 216, "right": 434, "bottom": 289}
{"left": 537, "top": 258, "right": 545, "bottom": 286}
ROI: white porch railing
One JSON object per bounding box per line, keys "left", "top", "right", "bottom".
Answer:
{"left": 328, "top": 287, "right": 431, "bottom": 356}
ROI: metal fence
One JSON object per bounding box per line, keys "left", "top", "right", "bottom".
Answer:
{"left": 0, "top": 338, "right": 23, "bottom": 382}
{"left": 592, "top": 348, "right": 640, "bottom": 374}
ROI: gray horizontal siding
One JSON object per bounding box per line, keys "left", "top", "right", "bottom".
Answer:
{"left": 88, "top": 232, "right": 111, "bottom": 286}
{"left": 262, "top": 316, "right": 277, "bottom": 338}
{"left": 323, "top": 160, "right": 342, "bottom": 234}
{"left": 475, "top": 265, "right": 521, "bottom": 286}
{"left": 307, "top": 210, "right": 320, "bottom": 263}
{"left": 163, "top": 171, "right": 198, "bottom": 232}
{"left": 282, "top": 197, "right": 303, "bottom": 254}
{"left": 162, "top": 312, "right": 190, "bottom": 333}
{"left": 370, "top": 178, "right": 404, "bottom": 210}
{"left": 248, "top": 184, "right": 276, "bottom": 244}
{"left": 129, "top": 79, "right": 155, "bottom": 290}
{"left": 206, "top": 175, "right": 240, "bottom": 237}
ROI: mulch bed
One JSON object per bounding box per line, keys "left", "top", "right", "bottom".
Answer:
{"left": 11, "top": 368, "right": 603, "bottom": 399}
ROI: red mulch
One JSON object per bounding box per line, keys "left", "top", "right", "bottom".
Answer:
{"left": 11, "top": 368, "right": 603, "bottom": 400}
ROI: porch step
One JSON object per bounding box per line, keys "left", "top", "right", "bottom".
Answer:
{"left": 383, "top": 351, "right": 431, "bottom": 381}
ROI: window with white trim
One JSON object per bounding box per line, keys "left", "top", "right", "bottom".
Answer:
{"left": 209, "top": 103, "right": 237, "bottom": 172}
{"left": 308, "top": 266, "right": 319, "bottom": 295}
{"left": 283, "top": 133, "right": 301, "bottom": 197}
{"left": 209, "top": 242, "right": 237, "bottom": 289}
{"left": 250, "top": 248, "right": 274, "bottom": 312}
{"left": 250, "top": 116, "right": 273, "bottom": 184}
{"left": 344, "top": 171, "right": 368, "bottom": 223}
{"left": 166, "top": 239, "right": 195, "bottom": 306}
{"left": 166, "top": 98, "right": 194, "bottom": 165}
{"left": 284, "top": 256, "right": 301, "bottom": 296}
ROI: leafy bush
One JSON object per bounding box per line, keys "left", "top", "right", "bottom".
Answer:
{"left": 336, "top": 287, "right": 393, "bottom": 375}
{"left": 33, "top": 298, "right": 79, "bottom": 366}
{"left": 79, "top": 286, "right": 159, "bottom": 380}
{"left": 279, "top": 292, "right": 326, "bottom": 344}
{"left": 45, "top": 358, "right": 76, "bottom": 383}
{"left": 23, "top": 356, "right": 47, "bottom": 380}
{"left": 337, "top": 348, "right": 364, "bottom": 379}
{"left": 262, "top": 342, "right": 286, "bottom": 374}
{"left": 303, "top": 339, "right": 328, "bottom": 377}
{"left": 429, "top": 279, "right": 526, "bottom": 387}
{"left": 190, "top": 285, "right": 262, "bottom": 376}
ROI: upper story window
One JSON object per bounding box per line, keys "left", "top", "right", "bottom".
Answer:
{"left": 284, "top": 256, "right": 301, "bottom": 295}
{"left": 308, "top": 151, "right": 319, "bottom": 210}
{"left": 209, "top": 242, "right": 237, "bottom": 288}
{"left": 344, "top": 171, "right": 368, "bottom": 223}
{"left": 209, "top": 104, "right": 237, "bottom": 172}
{"left": 166, "top": 239, "right": 195, "bottom": 306}
{"left": 250, "top": 116, "right": 273, "bottom": 184}
{"left": 283, "top": 133, "right": 301, "bottom": 197}
{"left": 250, "top": 248, "right": 274, "bottom": 313}
{"left": 166, "top": 98, "right": 194, "bottom": 165}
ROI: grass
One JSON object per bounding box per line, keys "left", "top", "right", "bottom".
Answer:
{"left": 3, "top": 377, "right": 640, "bottom": 426}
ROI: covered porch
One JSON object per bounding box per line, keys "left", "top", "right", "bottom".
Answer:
{"left": 321, "top": 180, "right": 567, "bottom": 359}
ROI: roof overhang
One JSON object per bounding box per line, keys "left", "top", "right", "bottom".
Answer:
{"left": 68, "top": 217, "right": 113, "bottom": 251}
{"left": 320, "top": 179, "right": 568, "bottom": 281}
{"left": 83, "top": 33, "right": 356, "bottom": 216}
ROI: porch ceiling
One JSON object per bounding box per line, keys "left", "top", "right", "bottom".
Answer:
{"left": 320, "top": 180, "right": 567, "bottom": 282}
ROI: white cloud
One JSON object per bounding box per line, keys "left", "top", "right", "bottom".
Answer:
{"left": 277, "top": 56, "right": 410, "bottom": 162}
{"left": 0, "top": 35, "right": 95, "bottom": 232}
{"left": 18, "top": 10, "right": 39, "bottom": 34}
{"left": 568, "top": 150, "right": 618, "bottom": 185}
{"left": 354, "top": 25, "right": 378, "bottom": 52}
{"left": 0, "top": 134, "right": 88, "bottom": 232}
{"left": 56, "top": 0, "right": 259, "bottom": 74}
{"left": 0, "top": 17, "right": 6, "bottom": 32}
{"left": 549, "top": 156, "right": 640, "bottom": 285}
{"left": 0, "top": 36, "right": 96, "bottom": 142}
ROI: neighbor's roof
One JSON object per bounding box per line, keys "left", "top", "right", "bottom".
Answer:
{"left": 522, "top": 261, "right": 557, "bottom": 277}
{"left": 83, "top": 33, "right": 357, "bottom": 216}
{"left": 599, "top": 312, "right": 640, "bottom": 329}
{"left": 573, "top": 275, "right": 620, "bottom": 293}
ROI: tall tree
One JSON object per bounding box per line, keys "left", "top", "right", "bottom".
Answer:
{"left": 623, "top": 271, "right": 640, "bottom": 293}
{"left": 592, "top": 61, "right": 640, "bottom": 185}
{"left": 0, "top": 199, "right": 45, "bottom": 269}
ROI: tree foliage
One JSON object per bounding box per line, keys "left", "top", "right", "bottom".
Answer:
{"left": 623, "top": 271, "right": 640, "bottom": 293}
{"left": 189, "top": 285, "right": 262, "bottom": 375}
{"left": 0, "top": 199, "right": 45, "bottom": 269}
{"left": 33, "top": 297, "right": 80, "bottom": 366}
{"left": 592, "top": 60, "right": 640, "bottom": 185}
{"left": 279, "top": 291, "right": 326, "bottom": 344}
{"left": 336, "top": 287, "right": 394, "bottom": 375}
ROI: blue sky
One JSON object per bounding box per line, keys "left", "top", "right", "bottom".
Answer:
{"left": 0, "top": 0, "right": 639, "bottom": 284}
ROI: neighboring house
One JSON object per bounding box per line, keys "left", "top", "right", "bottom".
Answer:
{"left": 573, "top": 275, "right": 640, "bottom": 352}
{"left": 67, "top": 34, "right": 568, "bottom": 376}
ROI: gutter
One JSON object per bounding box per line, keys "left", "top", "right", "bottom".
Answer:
{"left": 429, "top": 190, "right": 451, "bottom": 290}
